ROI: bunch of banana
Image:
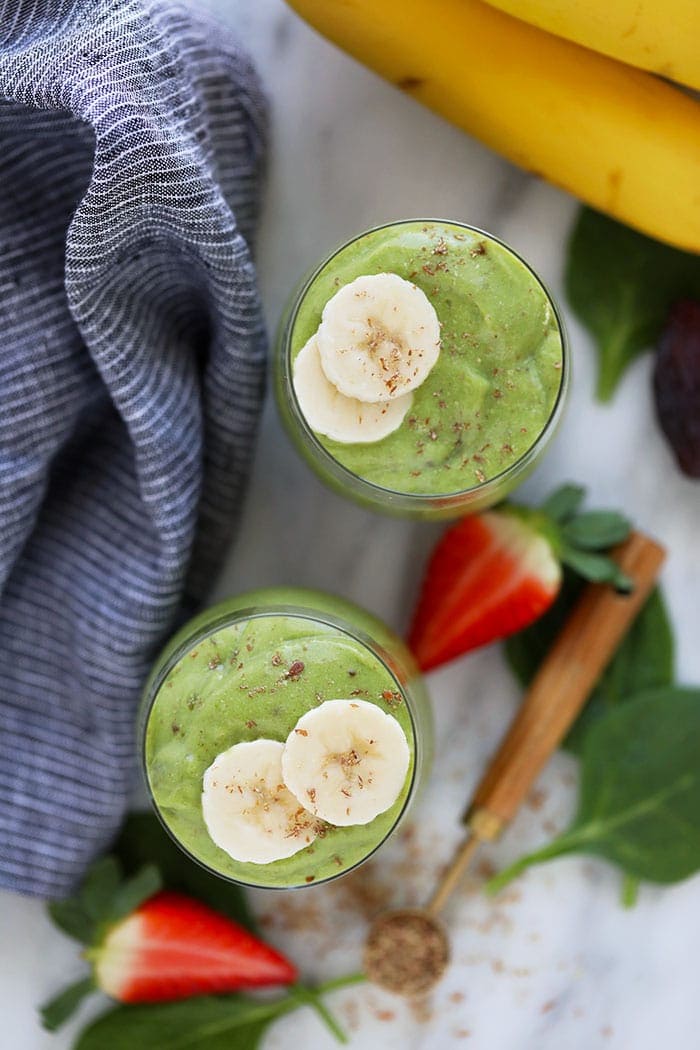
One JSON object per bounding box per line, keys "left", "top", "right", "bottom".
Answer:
{"left": 286, "top": 0, "right": 700, "bottom": 253}
{"left": 480, "top": 0, "right": 699, "bottom": 90}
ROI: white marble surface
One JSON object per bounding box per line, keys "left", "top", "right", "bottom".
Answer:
{"left": 3, "top": 1, "right": 700, "bottom": 1048}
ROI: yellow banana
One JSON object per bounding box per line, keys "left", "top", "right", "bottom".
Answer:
{"left": 480, "top": 0, "right": 700, "bottom": 91}
{"left": 287, "top": 0, "right": 700, "bottom": 253}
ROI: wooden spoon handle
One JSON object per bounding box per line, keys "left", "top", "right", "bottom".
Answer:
{"left": 465, "top": 531, "right": 666, "bottom": 835}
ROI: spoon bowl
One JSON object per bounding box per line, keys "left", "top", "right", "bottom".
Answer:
{"left": 363, "top": 908, "right": 450, "bottom": 996}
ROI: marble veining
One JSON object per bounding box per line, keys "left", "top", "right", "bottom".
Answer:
{"left": 2, "top": 1, "right": 699, "bottom": 1048}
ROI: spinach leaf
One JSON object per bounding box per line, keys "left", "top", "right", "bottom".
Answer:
{"left": 575, "top": 586, "right": 674, "bottom": 752}
{"left": 488, "top": 688, "right": 700, "bottom": 893}
{"left": 620, "top": 874, "right": 640, "bottom": 909}
{"left": 71, "top": 975, "right": 364, "bottom": 1050}
{"left": 288, "top": 984, "right": 347, "bottom": 1043}
{"left": 113, "top": 813, "right": 256, "bottom": 931}
{"left": 72, "top": 995, "right": 288, "bottom": 1050}
{"left": 504, "top": 579, "right": 674, "bottom": 754}
{"left": 565, "top": 208, "right": 700, "bottom": 401}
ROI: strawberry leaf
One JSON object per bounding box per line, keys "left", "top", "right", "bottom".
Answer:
{"left": 113, "top": 812, "right": 256, "bottom": 931}
{"left": 48, "top": 859, "right": 161, "bottom": 946}
{"left": 48, "top": 898, "right": 96, "bottom": 945}
{"left": 105, "top": 864, "right": 162, "bottom": 926}
{"left": 539, "top": 483, "right": 586, "bottom": 524}
{"left": 559, "top": 544, "right": 633, "bottom": 592}
{"left": 40, "top": 976, "right": 94, "bottom": 1032}
{"left": 80, "top": 857, "right": 123, "bottom": 922}
{"left": 561, "top": 511, "right": 631, "bottom": 550}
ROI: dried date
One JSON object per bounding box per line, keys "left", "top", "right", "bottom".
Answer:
{"left": 653, "top": 300, "right": 700, "bottom": 478}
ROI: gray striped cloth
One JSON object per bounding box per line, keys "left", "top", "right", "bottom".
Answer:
{"left": 0, "top": 1, "right": 267, "bottom": 898}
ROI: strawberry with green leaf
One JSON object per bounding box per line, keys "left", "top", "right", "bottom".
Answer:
{"left": 408, "top": 484, "right": 632, "bottom": 672}
{"left": 41, "top": 857, "right": 296, "bottom": 1032}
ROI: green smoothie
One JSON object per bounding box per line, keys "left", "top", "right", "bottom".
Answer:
{"left": 285, "top": 220, "right": 565, "bottom": 500}
{"left": 141, "top": 591, "right": 428, "bottom": 889}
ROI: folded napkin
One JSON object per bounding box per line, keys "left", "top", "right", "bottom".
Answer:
{"left": 0, "top": 0, "right": 267, "bottom": 898}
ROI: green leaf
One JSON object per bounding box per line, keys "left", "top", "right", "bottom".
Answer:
{"left": 113, "top": 813, "right": 256, "bottom": 931}
{"left": 48, "top": 898, "right": 96, "bottom": 945}
{"left": 570, "top": 586, "right": 675, "bottom": 752}
{"left": 505, "top": 581, "right": 674, "bottom": 755}
{"left": 539, "top": 483, "right": 586, "bottom": 524}
{"left": 73, "top": 995, "right": 293, "bottom": 1050}
{"left": 40, "top": 977, "right": 94, "bottom": 1032}
{"left": 621, "top": 874, "right": 640, "bottom": 909}
{"left": 565, "top": 207, "right": 700, "bottom": 401}
{"left": 48, "top": 858, "right": 161, "bottom": 948}
{"left": 106, "top": 864, "right": 162, "bottom": 925}
{"left": 559, "top": 544, "right": 632, "bottom": 592}
{"left": 72, "top": 976, "right": 364, "bottom": 1050}
{"left": 561, "top": 511, "right": 631, "bottom": 551}
{"left": 80, "top": 857, "right": 123, "bottom": 922}
{"left": 289, "top": 985, "right": 348, "bottom": 1044}
{"left": 489, "top": 688, "right": 700, "bottom": 892}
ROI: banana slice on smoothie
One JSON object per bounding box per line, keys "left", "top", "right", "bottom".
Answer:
{"left": 293, "top": 334, "right": 413, "bottom": 443}
{"left": 316, "top": 273, "right": 441, "bottom": 403}
{"left": 202, "top": 739, "right": 318, "bottom": 864}
{"left": 281, "top": 699, "right": 411, "bottom": 827}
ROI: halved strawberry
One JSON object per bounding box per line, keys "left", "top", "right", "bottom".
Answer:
{"left": 408, "top": 486, "right": 633, "bottom": 672}
{"left": 409, "top": 510, "right": 561, "bottom": 671}
{"left": 41, "top": 858, "right": 298, "bottom": 1030}
{"left": 92, "top": 890, "right": 297, "bottom": 1003}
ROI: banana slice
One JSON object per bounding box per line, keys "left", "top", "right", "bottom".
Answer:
{"left": 293, "top": 334, "right": 413, "bottom": 444}
{"left": 281, "top": 699, "right": 411, "bottom": 827}
{"left": 202, "top": 739, "right": 317, "bottom": 864}
{"left": 316, "top": 273, "right": 441, "bottom": 403}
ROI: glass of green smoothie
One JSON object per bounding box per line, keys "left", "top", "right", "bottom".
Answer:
{"left": 139, "top": 587, "right": 432, "bottom": 890}
{"left": 275, "top": 219, "right": 568, "bottom": 519}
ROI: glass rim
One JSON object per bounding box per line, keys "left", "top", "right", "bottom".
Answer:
{"left": 140, "top": 602, "right": 421, "bottom": 891}
{"left": 279, "top": 217, "right": 570, "bottom": 506}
